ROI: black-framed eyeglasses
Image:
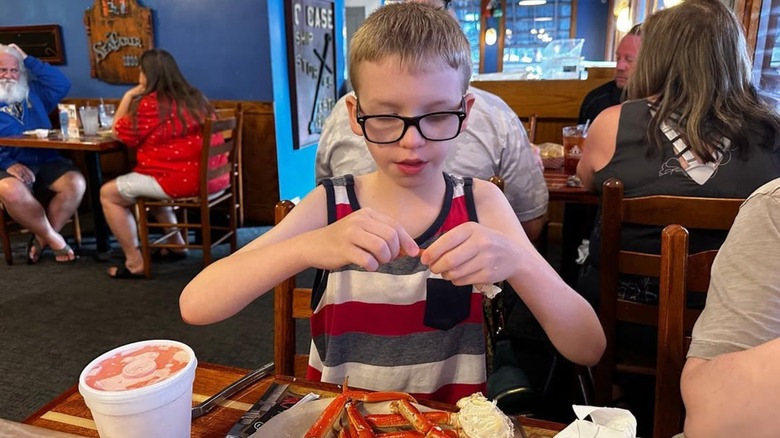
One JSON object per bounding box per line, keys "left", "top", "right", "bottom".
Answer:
{"left": 442, "top": 0, "right": 452, "bottom": 9}
{"left": 355, "top": 97, "right": 467, "bottom": 144}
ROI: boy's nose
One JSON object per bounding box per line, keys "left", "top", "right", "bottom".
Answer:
{"left": 398, "top": 125, "right": 426, "bottom": 149}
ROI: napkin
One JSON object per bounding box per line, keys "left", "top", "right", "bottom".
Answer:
{"left": 554, "top": 405, "right": 637, "bottom": 438}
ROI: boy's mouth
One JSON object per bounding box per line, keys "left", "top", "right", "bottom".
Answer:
{"left": 395, "top": 159, "right": 427, "bottom": 175}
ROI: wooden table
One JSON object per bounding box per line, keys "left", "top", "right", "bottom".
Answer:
{"left": 24, "top": 362, "right": 565, "bottom": 438}
{"left": 544, "top": 167, "right": 598, "bottom": 205}
{"left": 0, "top": 132, "right": 123, "bottom": 254}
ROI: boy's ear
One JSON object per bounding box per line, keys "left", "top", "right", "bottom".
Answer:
{"left": 460, "top": 92, "right": 477, "bottom": 132}
{"left": 345, "top": 95, "right": 364, "bottom": 137}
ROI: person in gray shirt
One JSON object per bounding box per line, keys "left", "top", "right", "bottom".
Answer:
{"left": 681, "top": 177, "right": 780, "bottom": 438}
{"left": 316, "top": 84, "right": 548, "bottom": 241}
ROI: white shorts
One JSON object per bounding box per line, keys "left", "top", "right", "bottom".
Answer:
{"left": 115, "top": 172, "right": 171, "bottom": 203}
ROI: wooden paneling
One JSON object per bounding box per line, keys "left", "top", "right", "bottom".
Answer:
{"left": 471, "top": 66, "right": 613, "bottom": 144}
{"left": 62, "top": 98, "right": 279, "bottom": 225}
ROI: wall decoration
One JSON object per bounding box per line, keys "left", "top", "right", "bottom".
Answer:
{"left": 84, "top": 0, "right": 154, "bottom": 84}
{"left": 0, "top": 25, "right": 64, "bottom": 64}
{"left": 285, "top": 0, "right": 338, "bottom": 149}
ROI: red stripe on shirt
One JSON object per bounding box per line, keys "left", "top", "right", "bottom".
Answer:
{"left": 310, "top": 294, "right": 484, "bottom": 338}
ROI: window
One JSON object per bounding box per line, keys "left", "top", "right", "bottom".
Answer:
{"left": 502, "top": 0, "right": 574, "bottom": 72}
{"left": 452, "top": 0, "right": 482, "bottom": 74}
{"left": 752, "top": 0, "right": 780, "bottom": 103}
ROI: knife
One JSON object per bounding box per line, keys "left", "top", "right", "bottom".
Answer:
{"left": 191, "top": 361, "right": 275, "bottom": 419}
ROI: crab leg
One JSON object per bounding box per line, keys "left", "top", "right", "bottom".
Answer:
{"left": 365, "top": 412, "right": 458, "bottom": 429}
{"left": 376, "top": 433, "right": 425, "bottom": 438}
{"left": 347, "top": 390, "right": 418, "bottom": 404}
{"left": 345, "top": 401, "right": 376, "bottom": 438}
{"left": 390, "top": 400, "right": 457, "bottom": 438}
{"left": 305, "top": 392, "right": 350, "bottom": 438}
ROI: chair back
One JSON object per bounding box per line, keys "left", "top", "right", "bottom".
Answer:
{"left": 200, "top": 114, "right": 240, "bottom": 198}
{"left": 654, "top": 224, "right": 719, "bottom": 438}
{"left": 522, "top": 114, "right": 538, "bottom": 144}
{"left": 273, "top": 200, "right": 313, "bottom": 378}
{"left": 593, "top": 178, "right": 743, "bottom": 435}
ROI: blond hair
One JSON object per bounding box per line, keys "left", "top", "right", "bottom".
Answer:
{"left": 628, "top": 0, "right": 780, "bottom": 161}
{"left": 348, "top": 2, "right": 472, "bottom": 94}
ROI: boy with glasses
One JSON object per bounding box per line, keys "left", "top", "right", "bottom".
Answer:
{"left": 180, "top": 2, "right": 604, "bottom": 405}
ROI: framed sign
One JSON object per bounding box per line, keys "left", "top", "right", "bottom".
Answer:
{"left": 285, "top": 0, "right": 338, "bottom": 149}
{"left": 0, "top": 25, "right": 64, "bottom": 64}
{"left": 84, "top": 0, "right": 154, "bottom": 84}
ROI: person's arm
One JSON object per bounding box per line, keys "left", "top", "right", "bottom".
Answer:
{"left": 577, "top": 105, "right": 620, "bottom": 192}
{"left": 682, "top": 342, "right": 780, "bottom": 438}
{"left": 180, "top": 185, "right": 418, "bottom": 325}
{"left": 113, "top": 90, "right": 157, "bottom": 148}
{"left": 14, "top": 44, "right": 70, "bottom": 113}
{"left": 422, "top": 179, "right": 605, "bottom": 365}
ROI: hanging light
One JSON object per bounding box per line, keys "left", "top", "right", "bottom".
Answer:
{"left": 485, "top": 27, "right": 498, "bottom": 46}
{"left": 613, "top": 0, "right": 633, "bottom": 32}
{"left": 663, "top": 0, "right": 683, "bottom": 7}
{"left": 518, "top": 0, "right": 547, "bottom": 6}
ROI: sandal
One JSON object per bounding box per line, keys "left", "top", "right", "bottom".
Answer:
{"left": 26, "top": 236, "right": 43, "bottom": 265}
{"left": 108, "top": 265, "right": 145, "bottom": 279}
{"left": 151, "top": 248, "right": 189, "bottom": 262}
{"left": 51, "top": 244, "right": 77, "bottom": 263}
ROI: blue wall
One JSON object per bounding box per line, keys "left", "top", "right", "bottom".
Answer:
{"left": 0, "top": 0, "right": 272, "bottom": 100}
{"left": 575, "top": 0, "right": 609, "bottom": 61}
{"left": 0, "top": 0, "right": 345, "bottom": 203}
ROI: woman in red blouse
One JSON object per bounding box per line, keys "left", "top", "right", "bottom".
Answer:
{"left": 101, "top": 49, "right": 219, "bottom": 279}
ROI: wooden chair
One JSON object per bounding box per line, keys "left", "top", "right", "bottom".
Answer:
{"left": 273, "top": 200, "right": 312, "bottom": 378}
{"left": 136, "top": 112, "right": 241, "bottom": 278}
{"left": 593, "top": 178, "right": 742, "bottom": 427}
{"left": 521, "top": 114, "right": 538, "bottom": 144}
{"left": 0, "top": 203, "right": 81, "bottom": 265}
{"left": 654, "top": 224, "right": 719, "bottom": 438}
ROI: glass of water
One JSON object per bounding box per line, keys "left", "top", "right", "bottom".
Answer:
{"left": 99, "top": 103, "right": 116, "bottom": 129}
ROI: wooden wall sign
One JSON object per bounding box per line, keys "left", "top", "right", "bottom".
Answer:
{"left": 285, "top": 0, "right": 338, "bottom": 149}
{"left": 84, "top": 0, "right": 154, "bottom": 84}
{"left": 0, "top": 25, "right": 65, "bottom": 65}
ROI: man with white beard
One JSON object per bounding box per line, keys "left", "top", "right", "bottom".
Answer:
{"left": 0, "top": 43, "right": 85, "bottom": 263}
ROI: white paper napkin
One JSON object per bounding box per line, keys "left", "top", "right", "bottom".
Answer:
{"left": 554, "top": 405, "right": 637, "bottom": 438}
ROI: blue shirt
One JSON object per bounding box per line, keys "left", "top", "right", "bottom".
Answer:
{"left": 0, "top": 56, "right": 71, "bottom": 169}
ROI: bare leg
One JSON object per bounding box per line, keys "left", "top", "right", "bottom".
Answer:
{"left": 100, "top": 179, "right": 143, "bottom": 275}
{"left": 47, "top": 171, "right": 86, "bottom": 232}
{"left": 0, "top": 177, "right": 71, "bottom": 262}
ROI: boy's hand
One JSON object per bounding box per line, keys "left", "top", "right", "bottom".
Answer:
{"left": 308, "top": 208, "right": 418, "bottom": 272}
{"left": 421, "top": 222, "right": 519, "bottom": 286}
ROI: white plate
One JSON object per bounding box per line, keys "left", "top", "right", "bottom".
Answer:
{"left": 250, "top": 397, "right": 437, "bottom": 438}
{"left": 22, "top": 129, "right": 50, "bottom": 138}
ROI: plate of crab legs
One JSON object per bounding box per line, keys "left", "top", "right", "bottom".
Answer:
{"left": 253, "top": 378, "right": 517, "bottom": 438}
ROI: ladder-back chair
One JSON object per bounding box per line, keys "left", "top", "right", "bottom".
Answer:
{"left": 136, "top": 112, "right": 241, "bottom": 278}
{"left": 593, "top": 178, "right": 742, "bottom": 416}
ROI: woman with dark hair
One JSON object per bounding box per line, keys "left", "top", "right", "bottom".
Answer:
{"left": 100, "top": 48, "right": 226, "bottom": 279}
{"left": 576, "top": 0, "right": 780, "bottom": 306}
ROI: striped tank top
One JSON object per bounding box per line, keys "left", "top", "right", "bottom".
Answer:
{"left": 307, "top": 173, "right": 487, "bottom": 405}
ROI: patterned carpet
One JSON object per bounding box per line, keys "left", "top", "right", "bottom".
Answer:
{"left": 0, "top": 226, "right": 313, "bottom": 422}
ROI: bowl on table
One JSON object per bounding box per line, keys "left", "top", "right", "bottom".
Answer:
{"left": 538, "top": 142, "right": 564, "bottom": 169}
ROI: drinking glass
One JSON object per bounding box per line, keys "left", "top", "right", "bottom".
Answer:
{"left": 99, "top": 103, "right": 116, "bottom": 129}
{"left": 562, "top": 124, "right": 588, "bottom": 175}
{"left": 79, "top": 106, "right": 100, "bottom": 136}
